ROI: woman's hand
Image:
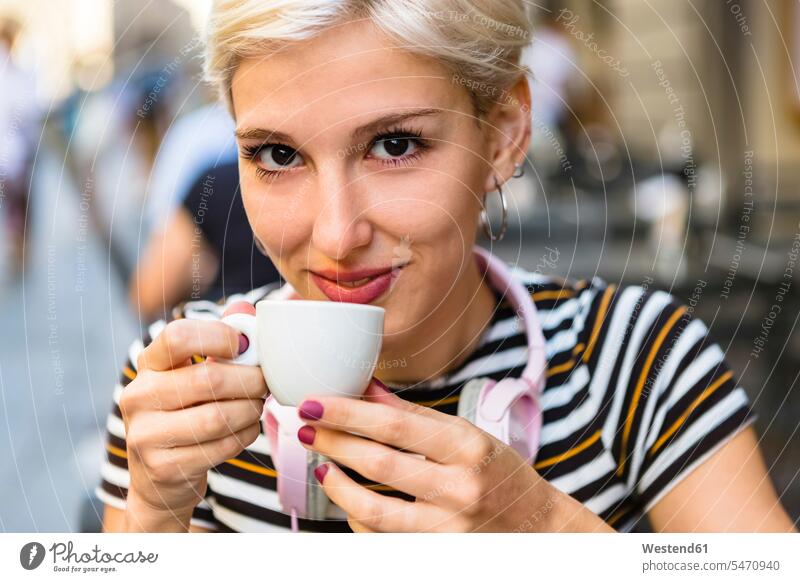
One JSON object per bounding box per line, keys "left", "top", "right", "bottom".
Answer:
{"left": 295, "top": 379, "right": 611, "bottom": 532}
{"left": 120, "top": 302, "right": 268, "bottom": 531}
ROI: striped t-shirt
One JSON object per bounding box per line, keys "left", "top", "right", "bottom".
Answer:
{"left": 97, "top": 266, "right": 756, "bottom": 532}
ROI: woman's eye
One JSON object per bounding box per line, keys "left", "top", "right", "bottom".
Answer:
{"left": 256, "top": 145, "right": 303, "bottom": 170}
{"left": 370, "top": 137, "right": 418, "bottom": 159}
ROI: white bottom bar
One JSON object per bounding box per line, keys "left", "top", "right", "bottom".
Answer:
{"left": 1, "top": 533, "right": 798, "bottom": 581}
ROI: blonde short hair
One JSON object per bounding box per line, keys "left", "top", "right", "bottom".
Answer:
{"left": 204, "top": 0, "right": 533, "bottom": 117}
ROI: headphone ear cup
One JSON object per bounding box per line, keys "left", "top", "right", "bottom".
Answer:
{"left": 509, "top": 394, "right": 540, "bottom": 462}
{"left": 458, "top": 378, "right": 543, "bottom": 463}
{"left": 263, "top": 400, "right": 279, "bottom": 452}
{"left": 456, "top": 378, "right": 492, "bottom": 428}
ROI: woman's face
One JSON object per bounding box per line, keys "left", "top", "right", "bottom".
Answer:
{"left": 231, "top": 19, "right": 517, "bottom": 344}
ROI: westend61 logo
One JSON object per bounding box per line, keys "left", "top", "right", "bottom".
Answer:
{"left": 19, "top": 541, "right": 158, "bottom": 574}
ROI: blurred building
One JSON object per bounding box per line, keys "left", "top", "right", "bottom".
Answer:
{"left": 553, "top": 1, "right": 799, "bottom": 237}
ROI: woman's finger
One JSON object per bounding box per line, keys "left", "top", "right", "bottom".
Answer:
{"left": 298, "top": 424, "right": 447, "bottom": 500}
{"left": 298, "top": 395, "right": 476, "bottom": 464}
{"left": 361, "top": 379, "right": 434, "bottom": 415}
{"left": 138, "top": 319, "right": 246, "bottom": 371}
{"left": 145, "top": 398, "right": 265, "bottom": 446}
{"left": 347, "top": 518, "right": 376, "bottom": 533}
{"left": 315, "top": 462, "right": 435, "bottom": 532}
{"left": 141, "top": 422, "right": 261, "bottom": 480}
{"left": 154, "top": 361, "right": 267, "bottom": 410}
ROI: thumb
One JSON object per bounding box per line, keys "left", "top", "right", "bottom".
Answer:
{"left": 217, "top": 301, "right": 256, "bottom": 361}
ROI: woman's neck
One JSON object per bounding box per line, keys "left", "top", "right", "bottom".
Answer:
{"left": 375, "top": 256, "right": 497, "bottom": 386}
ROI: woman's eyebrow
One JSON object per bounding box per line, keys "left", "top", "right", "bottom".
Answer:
{"left": 234, "top": 127, "right": 293, "bottom": 142}
{"left": 234, "top": 108, "right": 443, "bottom": 144}
{"left": 349, "top": 108, "right": 443, "bottom": 139}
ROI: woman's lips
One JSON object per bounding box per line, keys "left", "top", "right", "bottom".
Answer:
{"left": 310, "top": 268, "right": 400, "bottom": 304}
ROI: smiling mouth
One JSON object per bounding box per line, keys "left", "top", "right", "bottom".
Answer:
{"left": 337, "top": 277, "right": 374, "bottom": 287}
{"left": 309, "top": 264, "right": 407, "bottom": 304}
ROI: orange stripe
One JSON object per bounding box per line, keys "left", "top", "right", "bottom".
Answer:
{"left": 545, "top": 342, "right": 589, "bottom": 378}
{"left": 108, "top": 442, "right": 277, "bottom": 477}
{"left": 225, "top": 457, "right": 277, "bottom": 477}
{"left": 547, "top": 358, "right": 576, "bottom": 378}
{"left": 533, "top": 289, "right": 574, "bottom": 302}
{"left": 122, "top": 366, "right": 137, "bottom": 381}
{"left": 607, "top": 506, "right": 628, "bottom": 526}
{"left": 413, "top": 394, "right": 461, "bottom": 408}
{"left": 106, "top": 443, "right": 128, "bottom": 459}
{"left": 227, "top": 457, "right": 394, "bottom": 492}
{"left": 108, "top": 443, "right": 276, "bottom": 478}
{"left": 649, "top": 370, "right": 734, "bottom": 456}
{"left": 582, "top": 286, "right": 615, "bottom": 363}
{"left": 617, "top": 306, "right": 687, "bottom": 476}
{"left": 113, "top": 447, "right": 396, "bottom": 492}
{"left": 534, "top": 430, "right": 602, "bottom": 470}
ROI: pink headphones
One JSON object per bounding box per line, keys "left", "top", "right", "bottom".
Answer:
{"left": 464, "top": 246, "right": 548, "bottom": 462}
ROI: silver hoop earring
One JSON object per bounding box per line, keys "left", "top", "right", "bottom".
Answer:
{"left": 480, "top": 176, "right": 508, "bottom": 242}
{"left": 512, "top": 162, "right": 525, "bottom": 178}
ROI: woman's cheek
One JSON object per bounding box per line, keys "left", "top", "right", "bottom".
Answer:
{"left": 373, "top": 187, "right": 475, "bottom": 243}
{"left": 378, "top": 192, "right": 476, "bottom": 287}
{"left": 242, "top": 187, "right": 311, "bottom": 253}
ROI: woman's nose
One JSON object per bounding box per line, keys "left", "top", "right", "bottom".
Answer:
{"left": 310, "top": 171, "right": 373, "bottom": 260}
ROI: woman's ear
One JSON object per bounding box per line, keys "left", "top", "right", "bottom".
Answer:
{"left": 482, "top": 74, "right": 532, "bottom": 192}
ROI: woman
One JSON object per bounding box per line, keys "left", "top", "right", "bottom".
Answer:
{"left": 98, "top": 0, "right": 796, "bottom": 533}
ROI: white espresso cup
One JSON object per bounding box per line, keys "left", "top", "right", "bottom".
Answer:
{"left": 221, "top": 300, "right": 385, "bottom": 406}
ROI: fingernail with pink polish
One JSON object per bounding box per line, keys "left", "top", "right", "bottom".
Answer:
{"left": 238, "top": 334, "right": 249, "bottom": 355}
{"left": 314, "top": 463, "right": 329, "bottom": 484}
{"left": 297, "top": 425, "right": 316, "bottom": 445}
{"left": 299, "top": 400, "right": 323, "bottom": 420}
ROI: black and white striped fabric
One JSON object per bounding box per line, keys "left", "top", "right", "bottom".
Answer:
{"left": 97, "top": 267, "right": 756, "bottom": 532}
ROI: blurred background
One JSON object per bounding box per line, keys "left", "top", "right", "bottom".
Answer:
{"left": 0, "top": 0, "right": 798, "bottom": 532}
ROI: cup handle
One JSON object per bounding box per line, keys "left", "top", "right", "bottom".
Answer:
{"left": 220, "top": 313, "right": 259, "bottom": 366}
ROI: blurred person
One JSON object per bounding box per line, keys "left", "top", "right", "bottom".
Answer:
{"left": 523, "top": 7, "right": 581, "bottom": 130}
{"left": 131, "top": 103, "right": 281, "bottom": 323}
{"left": 0, "top": 16, "right": 38, "bottom": 275}
{"left": 519, "top": 5, "right": 585, "bottom": 205}
{"left": 69, "top": 69, "right": 182, "bottom": 279}
{"left": 144, "top": 102, "right": 238, "bottom": 231}
{"left": 131, "top": 158, "right": 281, "bottom": 323}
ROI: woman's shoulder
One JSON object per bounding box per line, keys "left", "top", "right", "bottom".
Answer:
{"left": 509, "top": 265, "right": 701, "bottom": 336}
{"left": 508, "top": 264, "right": 609, "bottom": 310}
